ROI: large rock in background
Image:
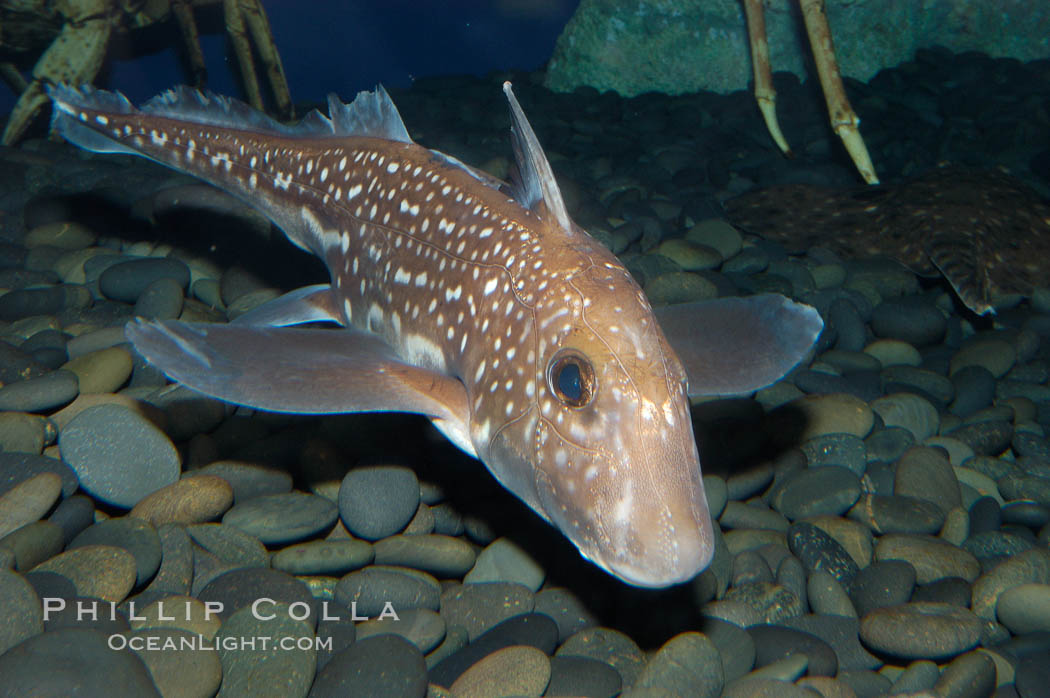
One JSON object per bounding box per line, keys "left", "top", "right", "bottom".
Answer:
{"left": 544, "top": 0, "right": 1050, "bottom": 96}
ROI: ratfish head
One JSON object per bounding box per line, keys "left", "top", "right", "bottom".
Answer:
{"left": 487, "top": 251, "right": 714, "bottom": 588}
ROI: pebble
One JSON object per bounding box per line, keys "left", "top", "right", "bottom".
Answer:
{"left": 0, "top": 286, "right": 68, "bottom": 322}
{"left": 800, "top": 433, "right": 867, "bottom": 474}
{"left": 771, "top": 466, "right": 860, "bottom": 519}
{"left": 0, "top": 627, "right": 160, "bottom": 695}
{"left": 870, "top": 392, "right": 940, "bottom": 441}
{"left": 0, "top": 520, "right": 64, "bottom": 571}
{"left": 870, "top": 297, "right": 946, "bottom": 346}
{"left": 271, "top": 539, "right": 374, "bottom": 576}
{"left": 686, "top": 219, "right": 743, "bottom": 259}
{"left": 0, "top": 412, "right": 45, "bottom": 453}
{"left": 653, "top": 238, "right": 723, "bottom": 270}
{"left": 0, "top": 452, "right": 77, "bottom": 498}
{"left": 31, "top": 544, "right": 136, "bottom": 602}
{"left": 338, "top": 465, "right": 420, "bottom": 540}
{"left": 185, "top": 523, "right": 268, "bottom": 569}
{"left": 198, "top": 568, "right": 316, "bottom": 625}
{"left": 848, "top": 493, "right": 945, "bottom": 535}
{"left": 645, "top": 271, "right": 718, "bottom": 304}
{"left": 133, "top": 277, "right": 185, "bottom": 319}
{"left": 864, "top": 338, "right": 922, "bottom": 367}
{"left": 98, "top": 257, "right": 190, "bottom": 302}
{"left": 783, "top": 614, "right": 880, "bottom": 672}
{"left": 949, "top": 365, "right": 997, "bottom": 417}
{"left": 546, "top": 655, "right": 622, "bottom": 698}
{"left": 127, "top": 626, "right": 222, "bottom": 698}
{"left": 634, "top": 631, "right": 724, "bottom": 697}
{"left": 215, "top": 604, "right": 316, "bottom": 697}
{"left": 335, "top": 567, "right": 441, "bottom": 617}
{"left": 24, "top": 221, "right": 97, "bottom": 249}
{"left": 859, "top": 602, "right": 982, "bottom": 659}
{"left": 0, "top": 471, "right": 62, "bottom": 538}
{"left": 129, "top": 475, "right": 234, "bottom": 525}
{"left": 222, "top": 491, "right": 338, "bottom": 545}
{"left": 68, "top": 517, "right": 162, "bottom": 586}
{"left": 464, "top": 536, "right": 546, "bottom": 590}
{"left": 894, "top": 446, "right": 962, "bottom": 513}
{"left": 60, "top": 404, "right": 180, "bottom": 508}
{"left": 0, "top": 568, "right": 43, "bottom": 655}
{"left": 129, "top": 594, "right": 222, "bottom": 639}
{"left": 874, "top": 534, "right": 981, "bottom": 584}
{"left": 440, "top": 581, "right": 535, "bottom": 641}
{"left": 193, "top": 460, "right": 293, "bottom": 503}
{"left": 767, "top": 393, "right": 875, "bottom": 443}
{"left": 60, "top": 346, "right": 132, "bottom": 393}
{"left": 0, "top": 368, "right": 78, "bottom": 412}
{"left": 972, "top": 549, "right": 1050, "bottom": 620}
{"left": 47, "top": 493, "right": 96, "bottom": 544}
{"left": 310, "top": 634, "right": 427, "bottom": 697}
{"left": 372, "top": 534, "right": 476, "bottom": 578}
{"left": 143, "top": 525, "right": 193, "bottom": 596}
{"left": 950, "top": 337, "right": 1016, "bottom": 378}
{"left": 787, "top": 522, "right": 860, "bottom": 586}
{"left": 556, "top": 626, "right": 646, "bottom": 687}
{"left": 448, "top": 644, "right": 551, "bottom": 697}
{"left": 354, "top": 606, "right": 445, "bottom": 653}
{"left": 827, "top": 299, "right": 867, "bottom": 352}
{"left": 750, "top": 624, "right": 838, "bottom": 676}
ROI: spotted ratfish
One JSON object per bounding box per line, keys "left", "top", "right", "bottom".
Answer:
{"left": 47, "top": 82, "right": 822, "bottom": 587}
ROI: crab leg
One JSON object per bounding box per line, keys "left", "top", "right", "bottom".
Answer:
{"left": 742, "top": 0, "right": 792, "bottom": 158}
{"left": 798, "top": 0, "right": 879, "bottom": 184}
{"left": 171, "top": 0, "right": 209, "bottom": 88}
{"left": 1, "top": 10, "right": 115, "bottom": 145}
{"left": 235, "top": 0, "right": 294, "bottom": 119}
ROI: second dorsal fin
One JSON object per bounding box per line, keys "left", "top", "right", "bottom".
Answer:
{"left": 503, "top": 82, "right": 572, "bottom": 232}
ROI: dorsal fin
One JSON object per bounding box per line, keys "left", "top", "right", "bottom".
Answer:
{"left": 326, "top": 85, "right": 412, "bottom": 142}
{"left": 502, "top": 82, "right": 572, "bottom": 232}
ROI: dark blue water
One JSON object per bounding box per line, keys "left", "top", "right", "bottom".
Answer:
{"left": 1, "top": 0, "right": 578, "bottom": 113}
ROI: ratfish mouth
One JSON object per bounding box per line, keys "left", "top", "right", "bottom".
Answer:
{"left": 588, "top": 518, "right": 713, "bottom": 588}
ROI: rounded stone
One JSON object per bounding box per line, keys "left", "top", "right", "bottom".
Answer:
{"left": 30, "top": 544, "right": 136, "bottom": 602}
{"left": 0, "top": 520, "right": 64, "bottom": 571}
{"left": 870, "top": 297, "right": 946, "bottom": 346}
{"left": 440, "top": 582, "right": 536, "bottom": 642}
{"left": 645, "top": 271, "right": 718, "bottom": 305}
{"left": 60, "top": 346, "right": 133, "bottom": 394}
{"left": 800, "top": 433, "right": 867, "bottom": 474}
{"left": 194, "top": 460, "right": 293, "bottom": 503}
{"left": 634, "top": 631, "right": 724, "bottom": 697}
{"left": 768, "top": 393, "right": 875, "bottom": 443}
{"left": 355, "top": 607, "right": 445, "bottom": 654}
{"left": 373, "top": 534, "right": 476, "bottom": 578}
{"left": 98, "top": 257, "right": 190, "bottom": 303}
{"left": 310, "top": 634, "right": 427, "bottom": 698}
{"left": 859, "top": 602, "right": 982, "bottom": 659}
{"left": 871, "top": 393, "right": 940, "bottom": 441}
{"left": 133, "top": 277, "right": 185, "bottom": 320}
{"left": 338, "top": 466, "right": 420, "bottom": 541}
{"left": 949, "top": 365, "right": 997, "bottom": 417}
{"left": 185, "top": 522, "right": 268, "bottom": 569}
{"left": 848, "top": 494, "right": 945, "bottom": 535}
{"left": 949, "top": 338, "right": 1016, "bottom": 378}
{"left": 771, "top": 466, "right": 861, "bottom": 519}
{"left": 0, "top": 453, "right": 78, "bottom": 499}
{"left": 749, "top": 624, "right": 838, "bottom": 676}
{"left": 874, "top": 534, "right": 981, "bottom": 584}
{"left": 894, "top": 446, "right": 962, "bottom": 514}
{"left": 0, "top": 627, "right": 159, "bottom": 696}
{"left": 450, "top": 645, "right": 551, "bottom": 697}
{"left": 464, "top": 537, "right": 546, "bottom": 590}
{"left": 0, "top": 568, "right": 43, "bottom": 655}
{"left": 271, "top": 539, "right": 374, "bottom": 576}
{"left": 653, "top": 238, "right": 723, "bottom": 271}
{"left": 198, "top": 568, "right": 315, "bottom": 625}
{"left": 971, "top": 549, "right": 1050, "bottom": 621}
{"left": 222, "top": 492, "right": 338, "bottom": 545}
{"left": 215, "top": 604, "right": 315, "bottom": 697}
{"left": 60, "top": 404, "right": 180, "bottom": 509}
{"left": 546, "top": 655, "right": 622, "bottom": 698}
{"left": 129, "top": 594, "right": 222, "bottom": 640}
{"left": 335, "top": 567, "right": 441, "bottom": 617}
{"left": 25, "top": 222, "right": 97, "bottom": 249}
{"left": 0, "top": 369, "right": 79, "bottom": 412}
{"left": 127, "top": 627, "right": 222, "bottom": 698}
{"left": 69, "top": 517, "right": 162, "bottom": 586}
{"left": 0, "top": 471, "right": 63, "bottom": 539}
{"left": 864, "top": 338, "right": 922, "bottom": 367}
{"left": 685, "top": 219, "right": 743, "bottom": 260}
{"left": 787, "top": 522, "right": 860, "bottom": 586}
{"left": 997, "top": 584, "right": 1050, "bottom": 634}
{"left": 129, "top": 475, "right": 234, "bottom": 525}
{"left": 557, "top": 627, "right": 646, "bottom": 687}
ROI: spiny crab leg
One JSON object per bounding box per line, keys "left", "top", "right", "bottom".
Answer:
{"left": 742, "top": 0, "right": 793, "bottom": 158}
{"left": 798, "top": 0, "right": 879, "bottom": 184}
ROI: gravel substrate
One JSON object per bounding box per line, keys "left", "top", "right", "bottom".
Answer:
{"left": 0, "top": 47, "right": 1049, "bottom": 696}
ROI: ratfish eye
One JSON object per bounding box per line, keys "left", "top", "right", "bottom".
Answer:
{"left": 547, "top": 351, "right": 596, "bottom": 408}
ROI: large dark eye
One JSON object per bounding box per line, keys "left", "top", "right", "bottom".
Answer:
{"left": 547, "top": 351, "right": 596, "bottom": 408}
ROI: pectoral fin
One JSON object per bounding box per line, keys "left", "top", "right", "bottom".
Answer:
{"left": 655, "top": 294, "right": 823, "bottom": 398}
{"left": 125, "top": 319, "right": 470, "bottom": 422}
{"left": 231, "top": 284, "right": 341, "bottom": 326}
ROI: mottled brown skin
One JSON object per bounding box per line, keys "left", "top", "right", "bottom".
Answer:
{"left": 724, "top": 166, "right": 1050, "bottom": 315}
